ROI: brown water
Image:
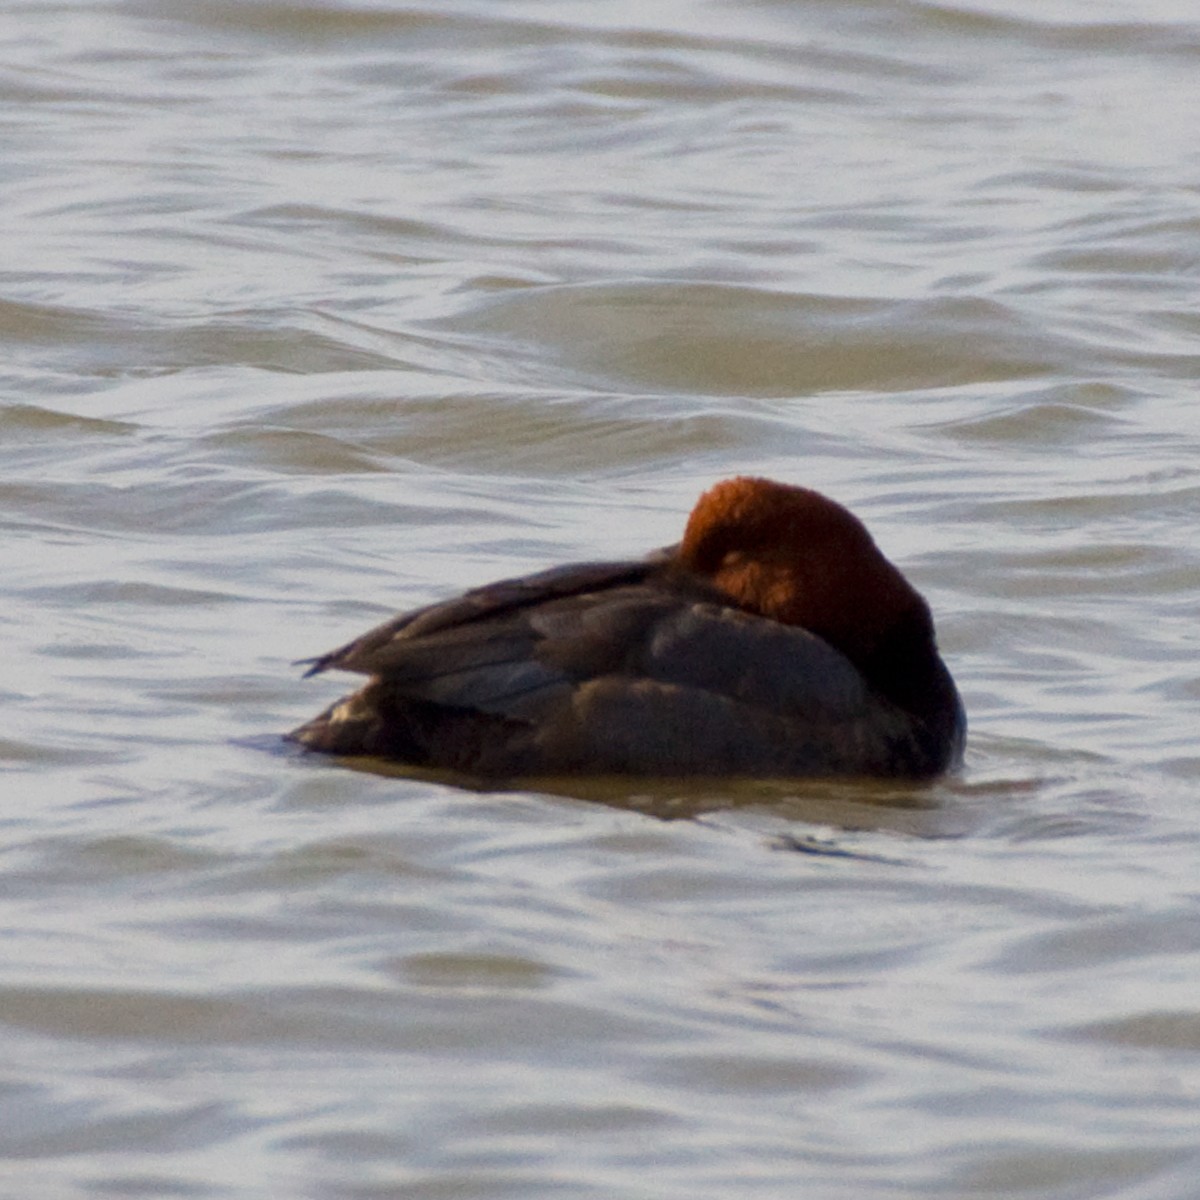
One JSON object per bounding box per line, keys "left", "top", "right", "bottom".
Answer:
{"left": 4, "top": 1, "right": 1200, "bottom": 1197}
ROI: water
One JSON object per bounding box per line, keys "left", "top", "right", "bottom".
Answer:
{"left": 3, "top": 0, "right": 1200, "bottom": 1196}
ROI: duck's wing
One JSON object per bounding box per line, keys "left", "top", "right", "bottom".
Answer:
{"left": 632, "top": 601, "right": 871, "bottom": 718}
{"left": 299, "top": 556, "right": 667, "bottom": 681}
{"left": 304, "top": 557, "right": 871, "bottom": 727}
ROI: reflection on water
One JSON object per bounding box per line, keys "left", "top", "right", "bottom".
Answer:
{"left": 287, "top": 743, "right": 962, "bottom": 832}
{"left": 4, "top": 0, "right": 1200, "bottom": 1197}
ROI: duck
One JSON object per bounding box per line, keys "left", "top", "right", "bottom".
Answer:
{"left": 288, "top": 477, "right": 965, "bottom": 779}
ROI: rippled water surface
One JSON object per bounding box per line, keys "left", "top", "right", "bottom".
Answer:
{"left": 4, "top": 1, "right": 1200, "bottom": 1196}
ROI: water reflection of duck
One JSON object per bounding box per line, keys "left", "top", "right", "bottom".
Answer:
{"left": 288, "top": 477, "right": 965, "bottom": 779}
